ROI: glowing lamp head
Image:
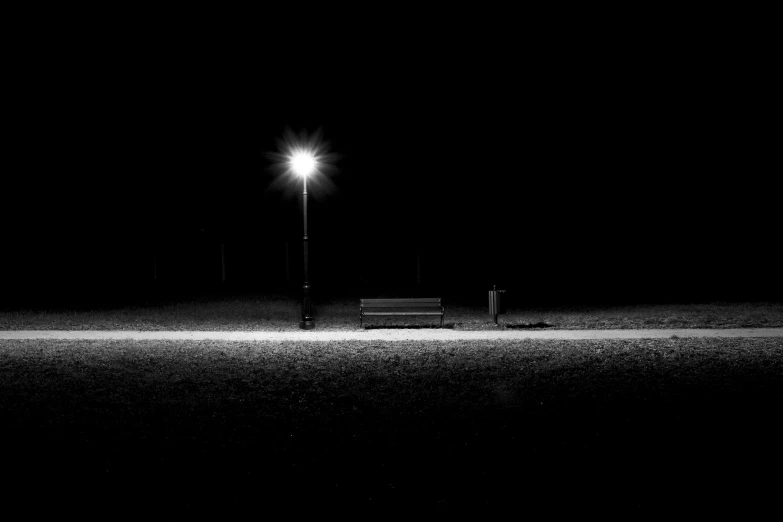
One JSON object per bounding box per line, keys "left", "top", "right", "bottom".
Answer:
{"left": 290, "top": 150, "right": 317, "bottom": 177}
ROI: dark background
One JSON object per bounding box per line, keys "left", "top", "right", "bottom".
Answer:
{"left": 2, "top": 10, "right": 779, "bottom": 308}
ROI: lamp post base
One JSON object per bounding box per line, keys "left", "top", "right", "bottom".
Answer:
{"left": 299, "top": 320, "right": 315, "bottom": 330}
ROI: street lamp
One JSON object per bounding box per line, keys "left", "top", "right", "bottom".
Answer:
{"left": 271, "top": 129, "right": 336, "bottom": 328}
{"left": 290, "top": 150, "right": 316, "bottom": 329}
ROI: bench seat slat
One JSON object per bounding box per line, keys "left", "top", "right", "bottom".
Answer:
{"left": 362, "top": 312, "right": 443, "bottom": 315}
{"left": 361, "top": 297, "right": 441, "bottom": 300}
{"left": 361, "top": 300, "right": 441, "bottom": 308}
{"left": 362, "top": 303, "right": 441, "bottom": 309}
{"left": 361, "top": 298, "right": 441, "bottom": 303}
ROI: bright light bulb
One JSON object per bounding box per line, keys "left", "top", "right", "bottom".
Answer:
{"left": 290, "top": 151, "right": 317, "bottom": 177}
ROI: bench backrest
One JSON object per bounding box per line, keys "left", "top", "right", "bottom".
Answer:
{"left": 361, "top": 298, "right": 442, "bottom": 308}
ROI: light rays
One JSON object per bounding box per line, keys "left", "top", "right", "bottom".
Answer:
{"left": 266, "top": 127, "right": 340, "bottom": 199}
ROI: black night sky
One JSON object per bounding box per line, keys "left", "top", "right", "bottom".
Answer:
{"left": 3, "top": 12, "right": 779, "bottom": 307}
{"left": 2, "top": 11, "right": 783, "bottom": 518}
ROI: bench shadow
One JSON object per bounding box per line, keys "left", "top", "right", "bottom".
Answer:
{"left": 504, "top": 322, "right": 554, "bottom": 329}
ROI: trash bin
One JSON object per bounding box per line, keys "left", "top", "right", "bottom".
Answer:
{"left": 489, "top": 285, "right": 506, "bottom": 324}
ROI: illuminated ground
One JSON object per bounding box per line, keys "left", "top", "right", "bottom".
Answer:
{"left": 3, "top": 300, "right": 781, "bottom": 331}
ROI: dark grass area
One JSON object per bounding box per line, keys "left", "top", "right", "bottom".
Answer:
{"left": 2, "top": 297, "right": 782, "bottom": 330}
{"left": 1, "top": 338, "right": 782, "bottom": 516}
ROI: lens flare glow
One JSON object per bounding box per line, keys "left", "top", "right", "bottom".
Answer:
{"left": 267, "top": 127, "right": 340, "bottom": 199}
{"left": 289, "top": 150, "right": 317, "bottom": 177}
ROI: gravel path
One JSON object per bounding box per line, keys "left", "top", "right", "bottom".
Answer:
{"left": 1, "top": 328, "right": 782, "bottom": 341}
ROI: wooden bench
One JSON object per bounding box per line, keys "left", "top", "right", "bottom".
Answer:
{"left": 360, "top": 298, "right": 444, "bottom": 328}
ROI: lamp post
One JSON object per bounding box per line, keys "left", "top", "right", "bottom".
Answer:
{"left": 290, "top": 151, "right": 316, "bottom": 329}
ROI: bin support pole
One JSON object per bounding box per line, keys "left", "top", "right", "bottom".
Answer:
{"left": 493, "top": 284, "right": 498, "bottom": 325}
